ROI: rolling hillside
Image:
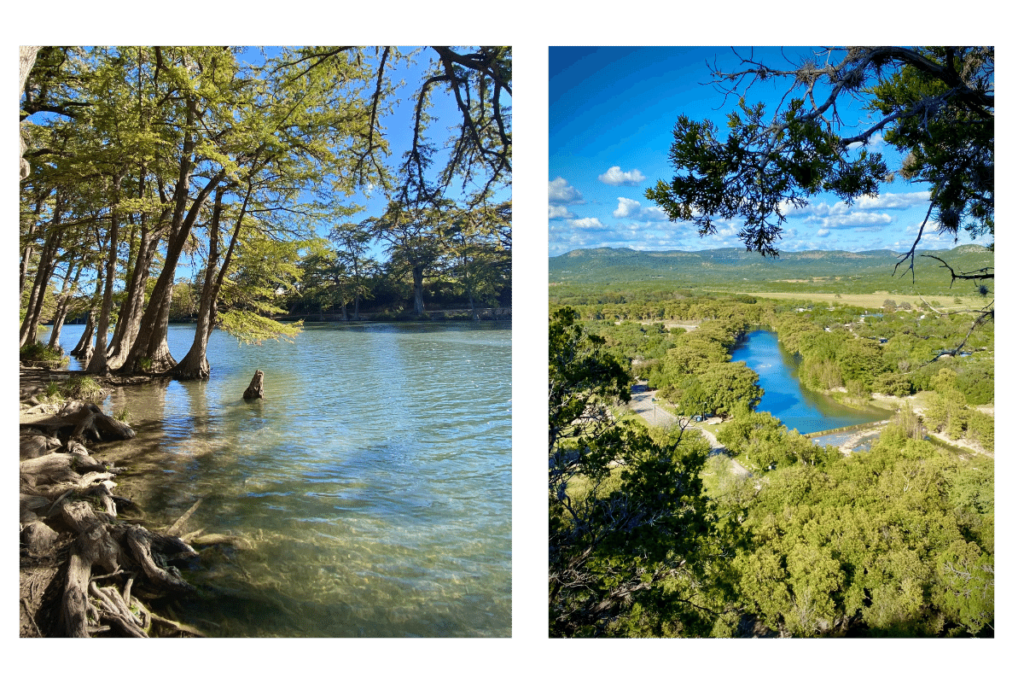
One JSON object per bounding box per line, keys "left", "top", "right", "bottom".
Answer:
{"left": 549, "top": 244, "right": 993, "bottom": 297}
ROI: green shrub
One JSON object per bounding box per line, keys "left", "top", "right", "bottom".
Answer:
{"left": 955, "top": 363, "right": 995, "bottom": 405}
{"left": 45, "top": 381, "right": 63, "bottom": 399}
{"left": 64, "top": 375, "right": 105, "bottom": 399}
{"left": 873, "top": 372, "right": 912, "bottom": 397}
{"left": 966, "top": 410, "right": 994, "bottom": 451}
{"left": 20, "top": 342, "right": 67, "bottom": 366}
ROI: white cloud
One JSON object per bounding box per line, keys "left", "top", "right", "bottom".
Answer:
{"left": 780, "top": 199, "right": 830, "bottom": 217}
{"left": 566, "top": 217, "right": 605, "bottom": 229}
{"left": 641, "top": 205, "right": 668, "bottom": 221}
{"left": 613, "top": 197, "right": 641, "bottom": 218}
{"left": 846, "top": 131, "right": 886, "bottom": 150}
{"left": 548, "top": 205, "right": 577, "bottom": 220}
{"left": 817, "top": 229, "right": 831, "bottom": 237}
{"left": 598, "top": 166, "right": 646, "bottom": 186}
{"left": 854, "top": 191, "right": 931, "bottom": 211}
{"left": 817, "top": 212, "right": 893, "bottom": 229}
{"left": 549, "top": 177, "right": 585, "bottom": 204}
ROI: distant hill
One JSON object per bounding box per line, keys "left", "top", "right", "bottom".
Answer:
{"left": 549, "top": 244, "right": 993, "bottom": 296}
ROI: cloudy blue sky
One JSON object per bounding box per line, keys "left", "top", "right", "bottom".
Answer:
{"left": 548, "top": 46, "right": 991, "bottom": 257}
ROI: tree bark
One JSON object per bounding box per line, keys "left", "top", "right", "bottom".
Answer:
{"left": 87, "top": 173, "right": 124, "bottom": 374}
{"left": 19, "top": 194, "right": 44, "bottom": 300}
{"left": 71, "top": 310, "right": 96, "bottom": 360}
{"left": 242, "top": 370, "right": 264, "bottom": 400}
{"left": 174, "top": 182, "right": 249, "bottom": 380}
{"left": 47, "top": 262, "right": 81, "bottom": 350}
{"left": 19, "top": 200, "right": 65, "bottom": 347}
{"left": 412, "top": 264, "right": 425, "bottom": 315}
{"left": 20, "top": 46, "right": 40, "bottom": 180}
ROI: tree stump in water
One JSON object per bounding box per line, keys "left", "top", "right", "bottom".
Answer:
{"left": 242, "top": 369, "right": 264, "bottom": 400}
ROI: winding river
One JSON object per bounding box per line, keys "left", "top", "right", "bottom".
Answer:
{"left": 730, "top": 329, "right": 890, "bottom": 434}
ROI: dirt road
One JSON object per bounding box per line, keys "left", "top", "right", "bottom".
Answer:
{"left": 629, "top": 385, "right": 750, "bottom": 478}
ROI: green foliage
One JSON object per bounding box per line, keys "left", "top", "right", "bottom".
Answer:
{"left": 645, "top": 47, "right": 992, "bottom": 258}
{"left": 218, "top": 310, "right": 302, "bottom": 346}
{"left": 933, "top": 540, "right": 994, "bottom": 635}
{"left": 547, "top": 292, "right": 996, "bottom": 637}
{"left": 869, "top": 48, "right": 993, "bottom": 241}
{"left": 728, "top": 436, "right": 994, "bottom": 636}
{"left": 954, "top": 362, "right": 995, "bottom": 405}
{"left": 63, "top": 375, "right": 104, "bottom": 400}
{"left": 549, "top": 307, "right": 722, "bottom": 637}
{"left": 20, "top": 342, "right": 67, "bottom": 366}
{"left": 874, "top": 372, "right": 912, "bottom": 397}
{"left": 966, "top": 410, "right": 994, "bottom": 451}
{"left": 924, "top": 387, "right": 969, "bottom": 439}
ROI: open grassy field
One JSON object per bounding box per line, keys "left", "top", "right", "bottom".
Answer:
{"left": 709, "top": 290, "right": 980, "bottom": 311}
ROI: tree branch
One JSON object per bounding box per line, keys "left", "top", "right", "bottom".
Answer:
{"left": 922, "top": 254, "right": 994, "bottom": 286}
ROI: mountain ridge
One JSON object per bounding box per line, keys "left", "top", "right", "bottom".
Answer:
{"left": 549, "top": 244, "right": 993, "bottom": 295}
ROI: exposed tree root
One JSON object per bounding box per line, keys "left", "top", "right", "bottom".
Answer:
{"left": 19, "top": 401, "right": 211, "bottom": 637}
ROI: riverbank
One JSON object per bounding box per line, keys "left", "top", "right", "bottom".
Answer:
{"left": 269, "top": 306, "right": 512, "bottom": 324}
{"left": 19, "top": 366, "right": 212, "bottom": 637}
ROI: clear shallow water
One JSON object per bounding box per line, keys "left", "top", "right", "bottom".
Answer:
{"left": 55, "top": 321, "right": 511, "bottom": 637}
{"left": 730, "top": 329, "right": 890, "bottom": 434}
{"left": 810, "top": 432, "right": 880, "bottom": 452}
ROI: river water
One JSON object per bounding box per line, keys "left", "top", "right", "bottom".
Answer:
{"left": 55, "top": 321, "right": 512, "bottom": 637}
{"left": 730, "top": 329, "right": 890, "bottom": 434}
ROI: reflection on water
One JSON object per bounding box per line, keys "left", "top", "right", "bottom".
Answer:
{"left": 59, "top": 321, "right": 511, "bottom": 637}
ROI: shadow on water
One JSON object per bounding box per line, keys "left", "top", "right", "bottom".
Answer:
{"left": 63, "top": 321, "right": 511, "bottom": 637}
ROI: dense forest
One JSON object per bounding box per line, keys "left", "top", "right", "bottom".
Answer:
{"left": 549, "top": 289, "right": 994, "bottom": 637}
{"left": 19, "top": 46, "right": 512, "bottom": 380}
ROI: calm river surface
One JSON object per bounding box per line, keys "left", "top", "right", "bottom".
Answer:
{"left": 730, "top": 329, "right": 889, "bottom": 434}
{"left": 56, "top": 321, "right": 511, "bottom": 637}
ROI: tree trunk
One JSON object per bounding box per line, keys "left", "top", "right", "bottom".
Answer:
{"left": 48, "top": 263, "right": 82, "bottom": 350}
{"left": 70, "top": 309, "right": 96, "bottom": 359}
{"left": 19, "top": 196, "right": 44, "bottom": 301}
{"left": 106, "top": 222, "right": 161, "bottom": 368}
{"left": 174, "top": 184, "right": 254, "bottom": 381}
{"left": 87, "top": 174, "right": 124, "bottom": 374}
{"left": 174, "top": 191, "right": 224, "bottom": 381}
{"left": 18, "top": 200, "right": 66, "bottom": 348}
{"left": 122, "top": 96, "right": 226, "bottom": 375}
{"left": 242, "top": 370, "right": 264, "bottom": 400}
{"left": 19, "top": 46, "right": 40, "bottom": 180}
{"left": 412, "top": 264, "right": 425, "bottom": 315}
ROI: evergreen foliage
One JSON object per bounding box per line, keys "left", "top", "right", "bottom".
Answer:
{"left": 549, "top": 297, "right": 995, "bottom": 637}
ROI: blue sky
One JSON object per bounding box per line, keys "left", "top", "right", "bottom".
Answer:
{"left": 548, "top": 46, "right": 991, "bottom": 257}
{"left": 239, "top": 47, "right": 508, "bottom": 263}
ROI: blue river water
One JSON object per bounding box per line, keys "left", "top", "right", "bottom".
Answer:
{"left": 730, "top": 329, "right": 890, "bottom": 434}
